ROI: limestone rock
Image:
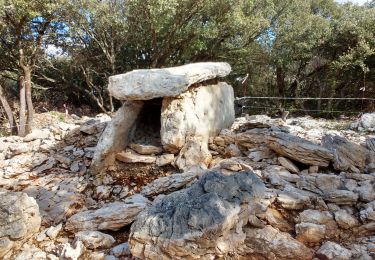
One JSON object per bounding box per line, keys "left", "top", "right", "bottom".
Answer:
{"left": 334, "top": 210, "right": 359, "bottom": 229}
{"left": 276, "top": 190, "right": 311, "bottom": 210}
{"left": 109, "top": 62, "right": 231, "bottom": 100}
{"left": 161, "top": 82, "right": 235, "bottom": 153}
{"left": 129, "top": 171, "right": 265, "bottom": 259}
{"left": 278, "top": 157, "right": 300, "bottom": 173}
{"left": 240, "top": 225, "right": 314, "bottom": 260}
{"left": 324, "top": 190, "right": 358, "bottom": 205}
{"left": 357, "top": 113, "right": 375, "bottom": 131}
{"left": 316, "top": 241, "right": 352, "bottom": 260}
{"left": 354, "top": 182, "right": 375, "bottom": 202}
{"left": 129, "top": 143, "right": 163, "bottom": 155}
{"left": 110, "top": 242, "right": 130, "bottom": 257}
{"left": 65, "top": 194, "right": 149, "bottom": 232}
{"left": 45, "top": 223, "right": 62, "bottom": 240}
{"left": 116, "top": 150, "right": 156, "bottom": 164}
{"left": 322, "top": 134, "right": 369, "bottom": 171}
{"left": 267, "top": 132, "right": 333, "bottom": 167}
{"left": 174, "top": 138, "right": 212, "bottom": 170}
{"left": 75, "top": 231, "right": 115, "bottom": 250}
{"left": 296, "top": 222, "right": 326, "bottom": 243}
{"left": 22, "top": 175, "right": 86, "bottom": 225}
{"left": 155, "top": 154, "right": 174, "bottom": 166}
{"left": 23, "top": 129, "right": 51, "bottom": 142}
{"left": 58, "top": 240, "right": 85, "bottom": 260}
{"left": 91, "top": 101, "right": 143, "bottom": 174}
{"left": 141, "top": 172, "right": 197, "bottom": 197}
{"left": 0, "top": 190, "right": 41, "bottom": 258}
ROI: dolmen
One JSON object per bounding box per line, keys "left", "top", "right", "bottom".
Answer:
{"left": 91, "top": 62, "right": 235, "bottom": 174}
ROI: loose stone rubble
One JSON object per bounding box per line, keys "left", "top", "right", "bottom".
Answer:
{"left": 1, "top": 107, "right": 375, "bottom": 259}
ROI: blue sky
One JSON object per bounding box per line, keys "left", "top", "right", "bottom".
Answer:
{"left": 336, "top": 0, "right": 369, "bottom": 4}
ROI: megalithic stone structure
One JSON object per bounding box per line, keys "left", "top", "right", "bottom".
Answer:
{"left": 91, "top": 62, "right": 235, "bottom": 174}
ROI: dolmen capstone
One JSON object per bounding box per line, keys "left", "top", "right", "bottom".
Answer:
{"left": 91, "top": 62, "right": 235, "bottom": 174}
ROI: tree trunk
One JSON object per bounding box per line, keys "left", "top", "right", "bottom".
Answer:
{"left": 276, "top": 67, "right": 286, "bottom": 96}
{"left": 24, "top": 67, "right": 34, "bottom": 134}
{"left": 0, "top": 84, "right": 17, "bottom": 135}
{"left": 19, "top": 76, "right": 27, "bottom": 137}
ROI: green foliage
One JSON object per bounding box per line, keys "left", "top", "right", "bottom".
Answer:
{"left": 0, "top": 0, "right": 374, "bottom": 115}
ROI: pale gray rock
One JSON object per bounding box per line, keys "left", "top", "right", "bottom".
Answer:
{"left": 248, "top": 146, "right": 274, "bottom": 162}
{"left": 267, "top": 132, "right": 333, "bottom": 167}
{"left": 91, "top": 101, "right": 143, "bottom": 174}
{"left": 0, "top": 190, "right": 41, "bottom": 258}
{"left": 357, "top": 113, "right": 375, "bottom": 130}
{"left": 58, "top": 240, "right": 84, "bottom": 260}
{"left": 75, "top": 231, "right": 115, "bottom": 250}
{"left": 7, "top": 142, "right": 30, "bottom": 157}
{"left": 298, "top": 209, "right": 334, "bottom": 225}
{"left": 110, "top": 242, "right": 130, "bottom": 257}
{"left": 116, "top": 149, "right": 156, "bottom": 164}
{"left": 278, "top": 156, "right": 300, "bottom": 173}
{"left": 334, "top": 209, "right": 359, "bottom": 229}
{"left": 65, "top": 194, "right": 150, "bottom": 232}
{"left": 354, "top": 182, "right": 375, "bottom": 202}
{"left": 155, "top": 154, "right": 174, "bottom": 166}
{"left": 70, "top": 161, "right": 80, "bottom": 172}
{"left": 174, "top": 138, "right": 212, "bottom": 170}
{"left": 161, "top": 82, "right": 234, "bottom": 153}
{"left": 316, "top": 241, "right": 352, "bottom": 260}
{"left": 239, "top": 225, "right": 314, "bottom": 260}
{"left": 141, "top": 172, "right": 197, "bottom": 197}
{"left": 24, "top": 129, "right": 51, "bottom": 142}
{"left": 129, "top": 143, "right": 162, "bottom": 155}
{"left": 324, "top": 190, "right": 359, "bottom": 205}
{"left": 109, "top": 62, "right": 231, "bottom": 100}
{"left": 296, "top": 174, "right": 343, "bottom": 195}
{"left": 45, "top": 223, "right": 62, "bottom": 240}
{"left": 129, "top": 171, "right": 265, "bottom": 259}
{"left": 276, "top": 190, "right": 311, "bottom": 210}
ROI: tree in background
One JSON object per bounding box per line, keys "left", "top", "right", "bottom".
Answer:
{"left": 0, "top": 0, "right": 66, "bottom": 136}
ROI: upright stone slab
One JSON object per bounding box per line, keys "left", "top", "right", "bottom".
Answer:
{"left": 161, "top": 82, "right": 235, "bottom": 153}
{"left": 91, "top": 101, "right": 143, "bottom": 174}
{"left": 108, "top": 62, "right": 231, "bottom": 100}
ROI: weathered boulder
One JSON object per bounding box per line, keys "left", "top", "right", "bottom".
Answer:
{"left": 267, "top": 132, "right": 333, "bottom": 167}
{"left": 91, "top": 101, "right": 143, "bottom": 174}
{"left": 0, "top": 190, "right": 41, "bottom": 258}
{"left": 322, "top": 134, "right": 369, "bottom": 171}
{"left": 161, "top": 82, "right": 235, "bottom": 153}
{"left": 65, "top": 194, "right": 149, "bottom": 232}
{"left": 357, "top": 113, "right": 375, "bottom": 131}
{"left": 109, "top": 62, "right": 231, "bottom": 100}
{"left": 129, "top": 171, "right": 265, "bottom": 259}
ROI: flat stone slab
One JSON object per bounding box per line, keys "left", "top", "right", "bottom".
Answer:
{"left": 108, "top": 62, "right": 231, "bottom": 100}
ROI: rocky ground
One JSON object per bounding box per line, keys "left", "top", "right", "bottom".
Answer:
{"left": 1, "top": 111, "right": 375, "bottom": 259}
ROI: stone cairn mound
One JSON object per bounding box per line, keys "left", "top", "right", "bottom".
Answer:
{"left": 91, "top": 62, "right": 235, "bottom": 175}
